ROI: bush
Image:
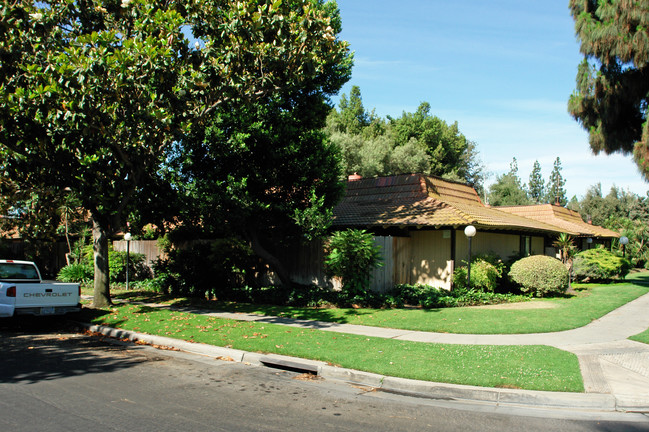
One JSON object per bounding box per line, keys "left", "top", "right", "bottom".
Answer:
{"left": 57, "top": 263, "right": 93, "bottom": 283}
{"left": 387, "top": 284, "right": 528, "bottom": 309}
{"left": 108, "top": 250, "right": 151, "bottom": 283}
{"left": 508, "top": 255, "right": 569, "bottom": 297}
{"left": 572, "top": 248, "right": 632, "bottom": 281}
{"left": 452, "top": 259, "right": 501, "bottom": 293}
{"left": 325, "top": 229, "right": 382, "bottom": 299}
{"left": 152, "top": 238, "right": 259, "bottom": 298}
{"left": 74, "top": 243, "right": 150, "bottom": 283}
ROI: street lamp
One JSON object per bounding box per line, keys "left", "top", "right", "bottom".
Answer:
{"left": 620, "top": 236, "right": 629, "bottom": 257}
{"left": 464, "top": 225, "right": 477, "bottom": 289}
{"left": 124, "top": 233, "right": 132, "bottom": 290}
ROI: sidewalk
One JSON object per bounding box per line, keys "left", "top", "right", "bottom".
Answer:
{"left": 82, "top": 292, "right": 649, "bottom": 413}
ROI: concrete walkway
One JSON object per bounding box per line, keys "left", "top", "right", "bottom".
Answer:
{"left": 173, "top": 291, "right": 649, "bottom": 411}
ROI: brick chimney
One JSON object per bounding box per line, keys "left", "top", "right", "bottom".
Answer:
{"left": 348, "top": 173, "right": 362, "bottom": 181}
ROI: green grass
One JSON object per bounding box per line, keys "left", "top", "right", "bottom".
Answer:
{"left": 139, "top": 280, "right": 649, "bottom": 335}
{"left": 81, "top": 304, "right": 583, "bottom": 392}
{"left": 630, "top": 329, "right": 649, "bottom": 345}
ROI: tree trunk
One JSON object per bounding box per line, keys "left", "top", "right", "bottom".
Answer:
{"left": 92, "top": 218, "right": 112, "bottom": 308}
{"left": 246, "top": 229, "right": 293, "bottom": 288}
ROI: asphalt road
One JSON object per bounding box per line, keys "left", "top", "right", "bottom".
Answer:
{"left": 1, "top": 316, "right": 648, "bottom": 432}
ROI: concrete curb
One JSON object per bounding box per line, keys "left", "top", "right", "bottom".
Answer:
{"left": 78, "top": 322, "right": 634, "bottom": 413}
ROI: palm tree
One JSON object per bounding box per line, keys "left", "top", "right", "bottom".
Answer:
{"left": 553, "top": 233, "right": 576, "bottom": 291}
{"left": 553, "top": 233, "right": 575, "bottom": 264}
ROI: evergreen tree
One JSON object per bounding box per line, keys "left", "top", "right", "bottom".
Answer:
{"left": 333, "top": 85, "right": 371, "bottom": 135}
{"left": 528, "top": 160, "right": 545, "bottom": 204}
{"left": 568, "top": 1, "right": 649, "bottom": 179}
{"left": 488, "top": 158, "right": 531, "bottom": 206}
{"left": 546, "top": 157, "right": 567, "bottom": 206}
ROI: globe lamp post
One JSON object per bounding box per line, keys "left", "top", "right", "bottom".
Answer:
{"left": 124, "top": 233, "right": 132, "bottom": 290}
{"left": 464, "top": 225, "right": 477, "bottom": 289}
{"left": 620, "top": 236, "right": 629, "bottom": 258}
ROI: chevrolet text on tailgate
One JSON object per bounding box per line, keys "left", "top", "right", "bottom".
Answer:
{"left": 0, "top": 260, "right": 81, "bottom": 318}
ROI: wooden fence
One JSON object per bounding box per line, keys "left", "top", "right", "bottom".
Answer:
{"left": 112, "top": 239, "right": 164, "bottom": 268}
{"left": 280, "top": 236, "right": 405, "bottom": 292}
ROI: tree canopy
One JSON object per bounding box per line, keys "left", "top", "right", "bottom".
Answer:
{"left": 327, "top": 87, "right": 486, "bottom": 194}
{"left": 0, "top": 0, "right": 352, "bottom": 306}
{"left": 487, "top": 157, "right": 569, "bottom": 207}
{"left": 487, "top": 158, "right": 531, "bottom": 206}
{"left": 568, "top": 0, "right": 649, "bottom": 179}
{"left": 572, "top": 183, "right": 649, "bottom": 269}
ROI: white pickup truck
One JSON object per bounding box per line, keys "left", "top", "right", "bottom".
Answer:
{"left": 0, "top": 260, "right": 81, "bottom": 318}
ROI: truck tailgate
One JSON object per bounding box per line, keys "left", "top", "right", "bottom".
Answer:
{"left": 14, "top": 283, "right": 80, "bottom": 309}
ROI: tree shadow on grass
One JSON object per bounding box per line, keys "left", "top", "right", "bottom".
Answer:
{"left": 626, "top": 271, "right": 649, "bottom": 287}
{"left": 0, "top": 314, "right": 147, "bottom": 384}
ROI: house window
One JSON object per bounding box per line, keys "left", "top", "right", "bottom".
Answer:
{"left": 520, "top": 235, "right": 532, "bottom": 256}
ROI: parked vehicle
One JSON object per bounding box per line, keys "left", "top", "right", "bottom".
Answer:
{"left": 0, "top": 260, "right": 81, "bottom": 318}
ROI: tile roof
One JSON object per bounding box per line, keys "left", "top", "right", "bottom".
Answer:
{"left": 496, "top": 204, "right": 620, "bottom": 238}
{"left": 332, "top": 174, "right": 565, "bottom": 234}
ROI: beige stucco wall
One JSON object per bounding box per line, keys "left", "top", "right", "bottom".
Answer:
{"left": 455, "top": 230, "right": 545, "bottom": 262}
{"left": 369, "top": 230, "right": 548, "bottom": 292}
{"left": 455, "top": 230, "right": 520, "bottom": 263}
{"left": 408, "top": 230, "right": 452, "bottom": 290}
{"left": 531, "top": 236, "right": 545, "bottom": 255}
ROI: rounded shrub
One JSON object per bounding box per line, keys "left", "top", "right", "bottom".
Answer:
{"left": 572, "top": 248, "right": 632, "bottom": 281}
{"left": 508, "top": 255, "right": 568, "bottom": 297}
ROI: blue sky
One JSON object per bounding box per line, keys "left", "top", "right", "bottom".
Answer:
{"left": 331, "top": 0, "right": 649, "bottom": 200}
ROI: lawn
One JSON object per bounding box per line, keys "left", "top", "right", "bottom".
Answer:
{"left": 81, "top": 304, "right": 584, "bottom": 392}
{"left": 630, "top": 329, "right": 649, "bottom": 345}
{"left": 77, "top": 273, "right": 649, "bottom": 392}
{"left": 138, "top": 279, "right": 649, "bottom": 335}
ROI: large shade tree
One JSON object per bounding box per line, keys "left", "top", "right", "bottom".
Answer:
{"left": 327, "top": 88, "right": 486, "bottom": 194}
{"left": 568, "top": 0, "right": 649, "bottom": 179}
{"left": 0, "top": 0, "right": 351, "bottom": 306}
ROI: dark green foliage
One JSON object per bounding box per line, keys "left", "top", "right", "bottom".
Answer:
{"left": 1, "top": 0, "right": 352, "bottom": 307}
{"left": 108, "top": 250, "right": 151, "bottom": 283}
{"left": 152, "top": 238, "right": 258, "bottom": 298}
{"left": 324, "top": 229, "right": 382, "bottom": 299}
{"left": 509, "top": 255, "right": 569, "bottom": 297}
{"left": 388, "top": 284, "right": 528, "bottom": 309}
{"left": 174, "top": 76, "right": 345, "bottom": 287}
{"left": 572, "top": 248, "right": 632, "bottom": 281}
{"left": 568, "top": 0, "right": 649, "bottom": 179}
